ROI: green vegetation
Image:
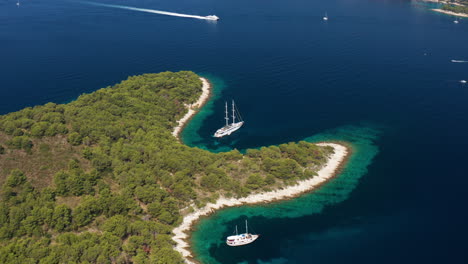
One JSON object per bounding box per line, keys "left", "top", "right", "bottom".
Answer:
{"left": 442, "top": 3, "right": 468, "bottom": 14}
{"left": 0, "top": 71, "right": 333, "bottom": 263}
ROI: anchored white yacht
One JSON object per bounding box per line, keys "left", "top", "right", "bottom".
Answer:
{"left": 214, "top": 100, "right": 243, "bottom": 138}
{"left": 226, "top": 220, "right": 259, "bottom": 247}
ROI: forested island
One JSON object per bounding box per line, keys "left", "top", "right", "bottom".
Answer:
{"left": 0, "top": 71, "right": 344, "bottom": 263}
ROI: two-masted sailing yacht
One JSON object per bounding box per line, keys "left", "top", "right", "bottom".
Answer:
{"left": 226, "top": 220, "right": 259, "bottom": 246}
{"left": 214, "top": 100, "right": 244, "bottom": 138}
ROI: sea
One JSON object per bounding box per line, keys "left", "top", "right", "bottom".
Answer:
{"left": 1, "top": 0, "right": 468, "bottom": 263}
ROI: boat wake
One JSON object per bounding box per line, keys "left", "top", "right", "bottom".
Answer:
{"left": 79, "top": 1, "right": 219, "bottom": 21}
{"left": 451, "top": 60, "right": 468, "bottom": 63}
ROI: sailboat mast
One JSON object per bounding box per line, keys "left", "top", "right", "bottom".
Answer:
{"left": 245, "top": 220, "right": 248, "bottom": 234}
{"left": 225, "top": 102, "right": 229, "bottom": 126}
{"left": 232, "top": 100, "right": 236, "bottom": 124}
{"left": 235, "top": 225, "right": 238, "bottom": 235}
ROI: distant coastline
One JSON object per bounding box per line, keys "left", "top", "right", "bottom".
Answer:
{"left": 171, "top": 143, "right": 350, "bottom": 264}
{"left": 172, "top": 77, "right": 212, "bottom": 140}
{"left": 432, "top": 8, "right": 468, "bottom": 17}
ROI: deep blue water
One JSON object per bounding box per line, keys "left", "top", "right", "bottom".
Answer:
{"left": 2, "top": 0, "right": 468, "bottom": 263}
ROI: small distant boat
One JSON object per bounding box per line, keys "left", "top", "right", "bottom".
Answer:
{"left": 214, "top": 100, "right": 244, "bottom": 138}
{"left": 454, "top": 17, "right": 459, "bottom": 24}
{"left": 323, "top": 12, "right": 328, "bottom": 21}
{"left": 451, "top": 60, "right": 467, "bottom": 63}
{"left": 226, "top": 220, "right": 259, "bottom": 247}
{"left": 205, "top": 15, "right": 219, "bottom": 21}
{"left": 17, "top": 0, "right": 20, "bottom": 6}
{"left": 460, "top": 80, "right": 467, "bottom": 84}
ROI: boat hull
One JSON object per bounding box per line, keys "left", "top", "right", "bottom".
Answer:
{"left": 214, "top": 121, "right": 244, "bottom": 138}
{"left": 226, "top": 234, "right": 259, "bottom": 246}
{"left": 205, "top": 15, "right": 219, "bottom": 21}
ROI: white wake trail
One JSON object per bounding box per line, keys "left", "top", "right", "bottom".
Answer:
{"left": 451, "top": 60, "right": 468, "bottom": 63}
{"left": 81, "top": 1, "right": 219, "bottom": 21}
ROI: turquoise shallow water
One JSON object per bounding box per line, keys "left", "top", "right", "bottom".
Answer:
{"left": 181, "top": 74, "right": 231, "bottom": 153}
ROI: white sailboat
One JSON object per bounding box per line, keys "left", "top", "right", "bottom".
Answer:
{"left": 226, "top": 220, "right": 259, "bottom": 247}
{"left": 214, "top": 100, "right": 244, "bottom": 138}
{"left": 323, "top": 12, "right": 328, "bottom": 21}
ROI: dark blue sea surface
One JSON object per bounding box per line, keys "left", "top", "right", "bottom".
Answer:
{"left": 1, "top": 0, "right": 468, "bottom": 263}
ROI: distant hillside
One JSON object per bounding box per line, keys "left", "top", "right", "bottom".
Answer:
{"left": 442, "top": 3, "right": 468, "bottom": 14}
{"left": 0, "top": 71, "right": 333, "bottom": 263}
{"left": 436, "top": 0, "right": 468, "bottom": 14}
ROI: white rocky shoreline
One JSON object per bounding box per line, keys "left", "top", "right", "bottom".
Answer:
{"left": 172, "top": 77, "right": 211, "bottom": 140}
